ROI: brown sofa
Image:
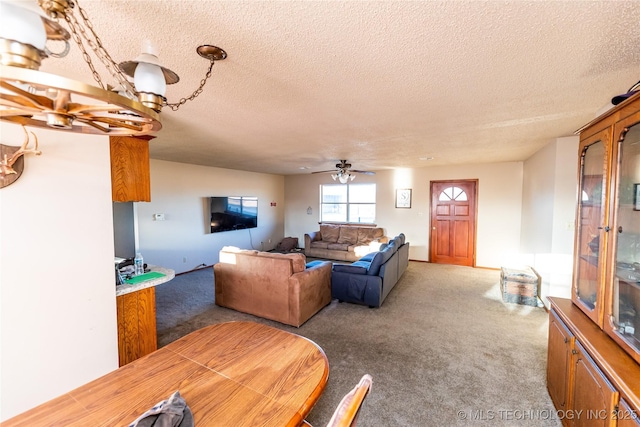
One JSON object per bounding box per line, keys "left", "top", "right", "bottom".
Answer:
{"left": 213, "top": 246, "right": 332, "bottom": 327}
{"left": 304, "top": 224, "right": 388, "bottom": 262}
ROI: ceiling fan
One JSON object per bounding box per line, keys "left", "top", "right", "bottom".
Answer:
{"left": 312, "top": 160, "right": 375, "bottom": 183}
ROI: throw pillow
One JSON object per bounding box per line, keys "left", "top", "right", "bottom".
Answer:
{"left": 320, "top": 224, "right": 340, "bottom": 243}
{"left": 276, "top": 237, "right": 298, "bottom": 252}
{"left": 337, "top": 226, "right": 358, "bottom": 245}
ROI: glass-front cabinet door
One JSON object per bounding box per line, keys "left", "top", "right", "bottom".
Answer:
{"left": 605, "top": 113, "right": 640, "bottom": 364}
{"left": 573, "top": 129, "right": 611, "bottom": 327}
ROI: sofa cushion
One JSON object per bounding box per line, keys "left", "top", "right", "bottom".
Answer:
{"left": 367, "top": 246, "right": 397, "bottom": 276}
{"left": 359, "top": 252, "right": 378, "bottom": 262}
{"left": 387, "top": 240, "right": 397, "bottom": 253}
{"left": 320, "top": 224, "right": 340, "bottom": 243}
{"left": 337, "top": 226, "right": 358, "bottom": 245}
{"left": 327, "top": 242, "right": 350, "bottom": 251}
{"left": 366, "top": 251, "right": 385, "bottom": 276}
{"left": 357, "top": 227, "right": 383, "bottom": 245}
{"left": 332, "top": 263, "right": 368, "bottom": 275}
{"left": 310, "top": 241, "right": 330, "bottom": 249}
{"left": 257, "top": 252, "right": 307, "bottom": 273}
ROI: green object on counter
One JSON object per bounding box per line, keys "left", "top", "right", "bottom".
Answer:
{"left": 124, "top": 271, "right": 166, "bottom": 285}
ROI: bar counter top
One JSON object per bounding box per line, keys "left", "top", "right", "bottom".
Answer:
{"left": 115, "top": 265, "right": 175, "bottom": 296}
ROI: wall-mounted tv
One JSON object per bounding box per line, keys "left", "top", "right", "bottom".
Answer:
{"left": 209, "top": 196, "right": 258, "bottom": 233}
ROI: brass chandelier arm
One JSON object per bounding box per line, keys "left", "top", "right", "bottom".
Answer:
{"left": 0, "top": 81, "right": 55, "bottom": 110}
{"left": 75, "top": 118, "right": 109, "bottom": 133}
{"left": 0, "top": 108, "right": 42, "bottom": 117}
{"left": 78, "top": 116, "right": 143, "bottom": 132}
{"left": 0, "top": 94, "right": 45, "bottom": 112}
{"left": 0, "top": 65, "right": 161, "bottom": 136}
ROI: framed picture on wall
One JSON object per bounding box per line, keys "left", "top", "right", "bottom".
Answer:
{"left": 634, "top": 183, "right": 640, "bottom": 211}
{"left": 396, "top": 188, "right": 412, "bottom": 208}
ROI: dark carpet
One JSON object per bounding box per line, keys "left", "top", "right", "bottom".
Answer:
{"left": 155, "top": 261, "right": 560, "bottom": 426}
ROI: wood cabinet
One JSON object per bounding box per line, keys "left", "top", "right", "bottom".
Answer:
{"left": 573, "top": 93, "right": 640, "bottom": 364}
{"left": 547, "top": 298, "right": 640, "bottom": 427}
{"left": 618, "top": 400, "right": 640, "bottom": 427}
{"left": 546, "top": 93, "right": 640, "bottom": 427}
{"left": 116, "top": 286, "right": 157, "bottom": 366}
{"left": 570, "top": 341, "right": 618, "bottom": 427}
{"left": 547, "top": 310, "right": 574, "bottom": 411}
{"left": 110, "top": 135, "right": 152, "bottom": 202}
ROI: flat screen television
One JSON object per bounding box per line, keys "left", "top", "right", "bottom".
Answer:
{"left": 209, "top": 196, "right": 258, "bottom": 233}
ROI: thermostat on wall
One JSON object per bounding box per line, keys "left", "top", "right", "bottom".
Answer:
{"left": 153, "top": 213, "right": 165, "bottom": 221}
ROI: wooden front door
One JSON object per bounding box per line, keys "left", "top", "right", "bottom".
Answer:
{"left": 429, "top": 180, "right": 477, "bottom": 266}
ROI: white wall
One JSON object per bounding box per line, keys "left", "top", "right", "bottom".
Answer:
{"left": 0, "top": 124, "right": 118, "bottom": 421}
{"left": 520, "top": 136, "right": 579, "bottom": 306}
{"left": 285, "top": 161, "right": 523, "bottom": 268}
{"left": 136, "top": 160, "right": 284, "bottom": 274}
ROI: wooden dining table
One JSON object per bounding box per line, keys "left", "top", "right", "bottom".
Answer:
{"left": 2, "top": 321, "right": 330, "bottom": 427}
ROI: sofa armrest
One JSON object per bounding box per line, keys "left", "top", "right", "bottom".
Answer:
{"left": 332, "top": 263, "right": 368, "bottom": 275}
{"left": 288, "top": 261, "right": 332, "bottom": 326}
{"left": 289, "top": 261, "right": 331, "bottom": 284}
{"left": 304, "top": 231, "right": 320, "bottom": 249}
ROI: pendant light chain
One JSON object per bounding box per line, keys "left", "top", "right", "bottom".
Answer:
{"left": 60, "top": 0, "right": 136, "bottom": 97}
{"left": 164, "top": 60, "right": 216, "bottom": 111}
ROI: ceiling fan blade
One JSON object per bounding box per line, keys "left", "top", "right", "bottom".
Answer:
{"left": 351, "top": 170, "right": 375, "bottom": 175}
{"left": 311, "top": 170, "right": 337, "bottom": 174}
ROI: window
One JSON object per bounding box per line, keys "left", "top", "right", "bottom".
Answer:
{"left": 320, "top": 183, "right": 376, "bottom": 223}
{"left": 438, "top": 186, "right": 468, "bottom": 201}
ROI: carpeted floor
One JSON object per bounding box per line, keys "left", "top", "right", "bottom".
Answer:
{"left": 155, "top": 261, "right": 561, "bottom": 426}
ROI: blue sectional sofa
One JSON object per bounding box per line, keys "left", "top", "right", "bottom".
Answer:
{"left": 331, "top": 234, "right": 409, "bottom": 308}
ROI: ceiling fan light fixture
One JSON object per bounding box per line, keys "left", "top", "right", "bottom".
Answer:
{"left": 332, "top": 171, "right": 354, "bottom": 184}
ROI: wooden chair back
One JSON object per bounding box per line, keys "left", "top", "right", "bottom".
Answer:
{"left": 325, "top": 374, "right": 373, "bottom": 427}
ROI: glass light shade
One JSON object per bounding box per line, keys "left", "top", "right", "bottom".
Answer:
{"left": 0, "top": 2, "right": 47, "bottom": 50}
{"left": 339, "top": 174, "right": 350, "bottom": 184}
{"left": 134, "top": 62, "right": 166, "bottom": 96}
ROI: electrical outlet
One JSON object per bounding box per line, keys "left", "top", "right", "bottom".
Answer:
{"left": 268, "top": 238, "right": 271, "bottom": 244}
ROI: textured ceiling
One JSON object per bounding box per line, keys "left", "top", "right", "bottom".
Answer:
{"left": 30, "top": 0, "right": 640, "bottom": 175}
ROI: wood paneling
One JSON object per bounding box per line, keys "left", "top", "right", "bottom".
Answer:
{"left": 110, "top": 136, "right": 152, "bottom": 202}
{"left": 116, "top": 286, "right": 157, "bottom": 366}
